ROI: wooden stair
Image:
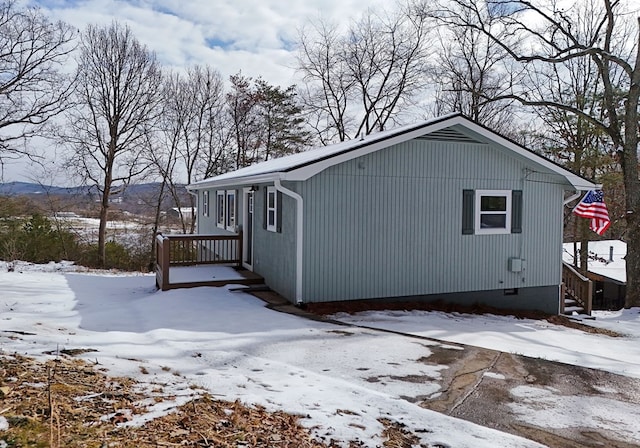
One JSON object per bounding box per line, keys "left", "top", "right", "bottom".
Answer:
{"left": 563, "top": 296, "right": 586, "bottom": 316}
{"left": 561, "top": 262, "right": 593, "bottom": 316}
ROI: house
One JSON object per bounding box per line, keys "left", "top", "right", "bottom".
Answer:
{"left": 187, "top": 114, "right": 596, "bottom": 314}
{"left": 563, "top": 240, "right": 626, "bottom": 310}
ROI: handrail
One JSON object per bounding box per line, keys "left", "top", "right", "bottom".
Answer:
{"left": 155, "top": 232, "right": 242, "bottom": 291}
{"left": 561, "top": 261, "right": 593, "bottom": 315}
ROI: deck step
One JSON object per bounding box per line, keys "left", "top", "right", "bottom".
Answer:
{"left": 563, "top": 305, "right": 585, "bottom": 315}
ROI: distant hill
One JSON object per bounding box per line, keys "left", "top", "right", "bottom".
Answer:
{"left": 0, "top": 181, "right": 92, "bottom": 196}
{"left": 0, "top": 182, "right": 181, "bottom": 197}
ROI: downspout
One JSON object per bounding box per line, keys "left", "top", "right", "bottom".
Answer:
{"left": 274, "top": 178, "right": 304, "bottom": 304}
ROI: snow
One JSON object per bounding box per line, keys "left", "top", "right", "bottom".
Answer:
{"left": 166, "top": 265, "right": 247, "bottom": 284}
{"left": 562, "top": 239, "right": 626, "bottom": 283}
{"left": 2, "top": 261, "right": 640, "bottom": 446}
{"left": 336, "top": 310, "right": 640, "bottom": 379}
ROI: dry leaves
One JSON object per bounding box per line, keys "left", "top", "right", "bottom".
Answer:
{"left": 0, "top": 354, "right": 371, "bottom": 447}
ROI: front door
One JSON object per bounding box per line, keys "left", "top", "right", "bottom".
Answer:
{"left": 242, "top": 189, "right": 254, "bottom": 270}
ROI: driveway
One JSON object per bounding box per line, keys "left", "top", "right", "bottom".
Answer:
{"left": 261, "top": 291, "right": 640, "bottom": 448}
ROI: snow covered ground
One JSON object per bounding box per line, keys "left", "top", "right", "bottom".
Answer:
{"left": 1, "top": 261, "right": 640, "bottom": 447}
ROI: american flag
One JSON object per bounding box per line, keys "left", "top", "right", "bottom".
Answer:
{"left": 573, "top": 190, "right": 611, "bottom": 236}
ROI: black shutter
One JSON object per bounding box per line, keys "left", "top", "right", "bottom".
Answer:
{"left": 462, "top": 189, "right": 474, "bottom": 235}
{"left": 276, "top": 191, "right": 283, "bottom": 233}
{"left": 511, "top": 190, "right": 523, "bottom": 234}
{"left": 263, "top": 187, "right": 267, "bottom": 229}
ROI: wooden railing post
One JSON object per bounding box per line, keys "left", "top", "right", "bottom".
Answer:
{"left": 237, "top": 230, "right": 243, "bottom": 268}
{"left": 585, "top": 280, "right": 593, "bottom": 315}
{"left": 161, "top": 235, "right": 170, "bottom": 291}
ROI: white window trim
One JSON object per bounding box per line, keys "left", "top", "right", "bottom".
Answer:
{"left": 202, "top": 191, "right": 209, "bottom": 217}
{"left": 475, "top": 189, "right": 511, "bottom": 235}
{"left": 266, "top": 186, "right": 277, "bottom": 232}
{"left": 226, "top": 190, "right": 236, "bottom": 231}
{"left": 216, "top": 190, "right": 225, "bottom": 228}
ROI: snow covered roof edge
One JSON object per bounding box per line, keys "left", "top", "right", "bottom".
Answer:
{"left": 187, "top": 114, "right": 596, "bottom": 191}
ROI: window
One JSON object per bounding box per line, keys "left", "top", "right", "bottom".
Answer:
{"left": 202, "top": 191, "right": 209, "bottom": 217}
{"left": 266, "top": 186, "right": 277, "bottom": 232}
{"left": 216, "top": 191, "right": 225, "bottom": 227}
{"left": 226, "top": 190, "right": 236, "bottom": 230}
{"left": 462, "top": 189, "right": 522, "bottom": 235}
{"left": 475, "top": 190, "right": 511, "bottom": 234}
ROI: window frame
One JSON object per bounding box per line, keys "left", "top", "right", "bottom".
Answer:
{"left": 202, "top": 191, "right": 209, "bottom": 217}
{"left": 266, "top": 186, "right": 277, "bottom": 232}
{"left": 225, "top": 190, "right": 236, "bottom": 231}
{"left": 474, "top": 189, "right": 512, "bottom": 235}
{"left": 216, "top": 190, "right": 225, "bottom": 228}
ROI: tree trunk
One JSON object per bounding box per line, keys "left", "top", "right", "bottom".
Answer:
{"left": 622, "top": 30, "right": 640, "bottom": 307}
{"left": 578, "top": 219, "right": 590, "bottom": 275}
{"left": 98, "top": 192, "right": 109, "bottom": 267}
{"left": 625, "top": 208, "right": 640, "bottom": 308}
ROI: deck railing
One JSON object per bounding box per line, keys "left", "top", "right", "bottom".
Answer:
{"left": 155, "top": 232, "right": 243, "bottom": 291}
{"left": 561, "top": 261, "right": 593, "bottom": 315}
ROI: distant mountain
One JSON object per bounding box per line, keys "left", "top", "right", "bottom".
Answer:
{"left": 0, "top": 181, "right": 91, "bottom": 196}
{"left": 0, "top": 182, "right": 181, "bottom": 197}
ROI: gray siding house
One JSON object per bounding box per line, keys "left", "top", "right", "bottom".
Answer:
{"left": 187, "top": 114, "right": 595, "bottom": 314}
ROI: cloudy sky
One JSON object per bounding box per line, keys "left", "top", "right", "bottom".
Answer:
{"left": 24, "top": 0, "right": 387, "bottom": 87}
{"left": 5, "top": 0, "right": 391, "bottom": 184}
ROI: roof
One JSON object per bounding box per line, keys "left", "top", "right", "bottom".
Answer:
{"left": 562, "top": 240, "right": 626, "bottom": 283}
{"left": 187, "top": 114, "right": 596, "bottom": 191}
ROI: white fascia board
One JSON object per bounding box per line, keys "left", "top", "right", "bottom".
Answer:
{"left": 284, "top": 118, "right": 459, "bottom": 181}
{"left": 187, "top": 173, "right": 282, "bottom": 191}
{"left": 459, "top": 121, "right": 597, "bottom": 191}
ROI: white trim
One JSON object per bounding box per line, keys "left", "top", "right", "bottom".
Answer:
{"left": 475, "top": 189, "right": 512, "bottom": 235}
{"left": 202, "top": 191, "right": 209, "bottom": 217}
{"left": 216, "top": 190, "right": 225, "bottom": 228}
{"left": 274, "top": 179, "right": 304, "bottom": 304}
{"left": 225, "top": 190, "right": 236, "bottom": 231}
{"left": 242, "top": 187, "right": 254, "bottom": 270}
{"left": 266, "top": 186, "right": 277, "bottom": 232}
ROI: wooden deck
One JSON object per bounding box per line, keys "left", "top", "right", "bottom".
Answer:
{"left": 155, "top": 233, "right": 263, "bottom": 291}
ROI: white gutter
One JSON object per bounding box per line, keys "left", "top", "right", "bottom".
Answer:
{"left": 563, "top": 191, "right": 582, "bottom": 206}
{"left": 274, "top": 178, "right": 304, "bottom": 304}
{"left": 563, "top": 184, "right": 602, "bottom": 206}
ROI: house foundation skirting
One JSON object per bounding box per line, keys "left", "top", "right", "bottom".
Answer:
{"left": 302, "top": 285, "right": 561, "bottom": 315}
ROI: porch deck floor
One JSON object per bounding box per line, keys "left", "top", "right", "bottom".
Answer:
{"left": 165, "top": 264, "right": 263, "bottom": 289}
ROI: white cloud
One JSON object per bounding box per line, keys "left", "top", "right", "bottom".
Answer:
{"left": 8, "top": 0, "right": 388, "bottom": 184}
{"left": 23, "top": 0, "right": 389, "bottom": 86}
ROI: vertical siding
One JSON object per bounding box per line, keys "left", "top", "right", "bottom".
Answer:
{"left": 301, "top": 140, "right": 566, "bottom": 303}
{"left": 196, "top": 187, "right": 245, "bottom": 236}
{"left": 193, "top": 184, "right": 296, "bottom": 301}
{"left": 252, "top": 184, "right": 297, "bottom": 301}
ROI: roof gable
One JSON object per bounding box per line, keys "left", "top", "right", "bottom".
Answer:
{"left": 188, "top": 114, "right": 596, "bottom": 191}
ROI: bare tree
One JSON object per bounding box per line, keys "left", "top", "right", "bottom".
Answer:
{"left": 431, "top": 8, "right": 517, "bottom": 133}
{"left": 0, "top": 0, "right": 75, "bottom": 168}
{"left": 430, "top": 0, "right": 640, "bottom": 307}
{"left": 297, "top": 20, "right": 355, "bottom": 143}
{"left": 347, "top": 6, "right": 431, "bottom": 136}
{"left": 65, "top": 22, "right": 163, "bottom": 266}
{"left": 156, "top": 65, "right": 226, "bottom": 233}
{"left": 297, "top": 4, "right": 431, "bottom": 142}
